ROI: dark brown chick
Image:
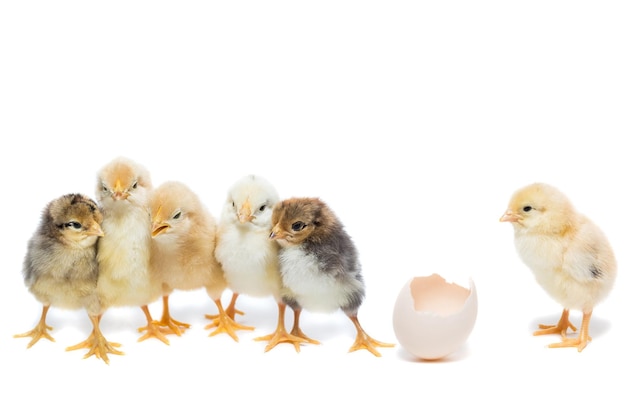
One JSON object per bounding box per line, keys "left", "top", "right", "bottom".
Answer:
{"left": 268, "top": 197, "right": 394, "bottom": 356}
{"left": 15, "top": 193, "right": 122, "bottom": 364}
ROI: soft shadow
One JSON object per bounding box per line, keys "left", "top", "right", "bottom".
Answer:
{"left": 395, "top": 343, "right": 472, "bottom": 363}
{"left": 529, "top": 313, "right": 611, "bottom": 338}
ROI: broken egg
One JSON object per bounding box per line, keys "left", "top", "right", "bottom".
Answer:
{"left": 392, "top": 273, "right": 478, "bottom": 360}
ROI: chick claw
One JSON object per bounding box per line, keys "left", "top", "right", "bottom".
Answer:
{"left": 66, "top": 334, "right": 123, "bottom": 365}
{"left": 138, "top": 321, "right": 171, "bottom": 345}
{"left": 533, "top": 309, "right": 577, "bottom": 338}
{"left": 204, "top": 314, "right": 254, "bottom": 342}
{"left": 14, "top": 323, "right": 55, "bottom": 348}
{"left": 158, "top": 316, "right": 190, "bottom": 337}
{"left": 255, "top": 329, "right": 312, "bottom": 353}
{"left": 349, "top": 333, "right": 395, "bottom": 357}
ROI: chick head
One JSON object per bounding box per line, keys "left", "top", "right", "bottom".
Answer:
{"left": 149, "top": 181, "right": 202, "bottom": 239}
{"left": 500, "top": 182, "right": 576, "bottom": 234}
{"left": 270, "top": 197, "right": 338, "bottom": 247}
{"left": 47, "top": 193, "right": 104, "bottom": 248}
{"left": 224, "top": 174, "right": 279, "bottom": 229}
{"left": 96, "top": 156, "right": 152, "bottom": 208}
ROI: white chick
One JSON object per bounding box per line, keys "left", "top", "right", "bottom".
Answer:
{"left": 500, "top": 182, "right": 617, "bottom": 351}
{"left": 213, "top": 174, "right": 302, "bottom": 346}
{"left": 149, "top": 180, "right": 247, "bottom": 340}
{"left": 96, "top": 156, "right": 168, "bottom": 344}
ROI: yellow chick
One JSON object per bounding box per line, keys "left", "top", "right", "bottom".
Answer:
{"left": 269, "top": 197, "right": 395, "bottom": 356}
{"left": 95, "top": 156, "right": 169, "bottom": 344}
{"left": 213, "top": 174, "right": 300, "bottom": 345}
{"left": 500, "top": 182, "right": 617, "bottom": 351}
{"left": 149, "top": 180, "right": 248, "bottom": 340}
{"left": 15, "top": 193, "right": 122, "bottom": 364}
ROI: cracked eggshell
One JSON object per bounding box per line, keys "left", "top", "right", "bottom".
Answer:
{"left": 392, "top": 273, "right": 478, "bottom": 360}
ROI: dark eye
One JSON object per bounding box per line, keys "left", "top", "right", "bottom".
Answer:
{"left": 523, "top": 206, "right": 532, "bottom": 212}
{"left": 102, "top": 184, "right": 109, "bottom": 193}
{"left": 291, "top": 221, "right": 306, "bottom": 232}
{"left": 259, "top": 205, "right": 266, "bottom": 212}
{"left": 132, "top": 181, "right": 138, "bottom": 189}
{"left": 173, "top": 211, "right": 182, "bottom": 220}
{"left": 232, "top": 201, "right": 236, "bottom": 208}
{"left": 65, "top": 221, "right": 82, "bottom": 230}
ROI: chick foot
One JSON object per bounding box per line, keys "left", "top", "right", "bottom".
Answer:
{"left": 348, "top": 315, "right": 395, "bottom": 357}
{"left": 256, "top": 304, "right": 314, "bottom": 353}
{"left": 204, "top": 299, "right": 254, "bottom": 341}
{"left": 548, "top": 311, "right": 592, "bottom": 352}
{"left": 66, "top": 315, "right": 123, "bottom": 364}
{"left": 534, "top": 309, "right": 577, "bottom": 338}
{"left": 158, "top": 296, "right": 190, "bottom": 336}
{"left": 138, "top": 305, "right": 170, "bottom": 345}
{"left": 14, "top": 305, "right": 55, "bottom": 348}
{"left": 205, "top": 293, "right": 245, "bottom": 321}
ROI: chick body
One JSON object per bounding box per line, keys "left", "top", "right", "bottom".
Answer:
{"left": 214, "top": 174, "right": 294, "bottom": 343}
{"left": 95, "top": 156, "right": 168, "bottom": 344}
{"left": 501, "top": 182, "right": 617, "bottom": 351}
{"left": 149, "top": 181, "right": 247, "bottom": 340}
{"left": 270, "top": 197, "right": 394, "bottom": 356}
{"left": 16, "top": 193, "right": 121, "bottom": 363}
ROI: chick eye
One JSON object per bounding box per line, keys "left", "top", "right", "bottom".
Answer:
{"left": 172, "top": 211, "right": 182, "bottom": 220}
{"left": 259, "top": 205, "right": 266, "bottom": 212}
{"left": 291, "top": 221, "right": 306, "bottom": 232}
{"left": 65, "top": 221, "right": 82, "bottom": 230}
{"left": 231, "top": 201, "right": 236, "bottom": 208}
{"left": 523, "top": 206, "right": 533, "bottom": 212}
{"left": 102, "top": 184, "right": 109, "bottom": 193}
{"left": 132, "top": 181, "right": 138, "bottom": 189}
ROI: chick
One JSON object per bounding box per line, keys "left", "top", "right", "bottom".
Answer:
{"left": 500, "top": 182, "right": 617, "bottom": 351}
{"left": 15, "top": 193, "right": 122, "bottom": 364}
{"left": 213, "top": 174, "right": 301, "bottom": 345}
{"left": 149, "top": 180, "right": 248, "bottom": 340}
{"left": 96, "top": 156, "right": 169, "bottom": 344}
{"left": 269, "top": 197, "right": 395, "bottom": 356}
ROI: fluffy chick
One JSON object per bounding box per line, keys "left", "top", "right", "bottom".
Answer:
{"left": 269, "top": 197, "right": 395, "bottom": 356}
{"left": 500, "top": 182, "right": 617, "bottom": 351}
{"left": 15, "top": 193, "right": 122, "bottom": 364}
{"left": 149, "top": 180, "right": 247, "bottom": 340}
{"left": 96, "top": 156, "right": 168, "bottom": 344}
{"left": 213, "top": 174, "right": 299, "bottom": 345}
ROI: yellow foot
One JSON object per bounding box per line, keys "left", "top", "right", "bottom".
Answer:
{"left": 255, "top": 329, "right": 313, "bottom": 353}
{"left": 205, "top": 314, "right": 254, "bottom": 342}
{"left": 548, "top": 335, "right": 592, "bottom": 352}
{"left": 14, "top": 323, "right": 55, "bottom": 348}
{"left": 158, "top": 317, "right": 191, "bottom": 337}
{"left": 205, "top": 308, "right": 245, "bottom": 321}
{"left": 534, "top": 322, "right": 577, "bottom": 337}
{"left": 66, "top": 333, "right": 123, "bottom": 364}
{"left": 349, "top": 333, "right": 395, "bottom": 357}
{"left": 138, "top": 321, "right": 171, "bottom": 345}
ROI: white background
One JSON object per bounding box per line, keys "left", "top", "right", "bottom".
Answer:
{"left": 1, "top": 1, "right": 625, "bottom": 415}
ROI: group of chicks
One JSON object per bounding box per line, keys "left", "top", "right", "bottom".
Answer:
{"left": 16, "top": 156, "right": 394, "bottom": 364}
{"left": 16, "top": 157, "right": 618, "bottom": 364}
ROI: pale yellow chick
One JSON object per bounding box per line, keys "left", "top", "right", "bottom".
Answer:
{"left": 500, "top": 182, "right": 617, "bottom": 351}
{"left": 149, "top": 181, "right": 249, "bottom": 340}
{"left": 96, "top": 156, "right": 169, "bottom": 344}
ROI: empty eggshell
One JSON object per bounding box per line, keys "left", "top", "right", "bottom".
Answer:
{"left": 392, "top": 273, "right": 478, "bottom": 360}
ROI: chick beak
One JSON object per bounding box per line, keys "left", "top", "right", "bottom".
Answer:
{"left": 499, "top": 210, "right": 521, "bottom": 223}
{"left": 112, "top": 179, "right": 128, "bottom": 201}
{"left": 269, "top": 226, "right": 280, "bottom": 240}
{"left": 152, "top": 223, "right": 169, "bottom": 237}
{"left": 238, "top": 200, "right": 254, "bottom": 223}
{"left": 88, "top": 224, "right": 105, "bottom": 237}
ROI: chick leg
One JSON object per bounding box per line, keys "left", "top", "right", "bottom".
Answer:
{"left": 138, "top": 305, "right": 170, "bottom": 345}
{"left": 204, "top": 298, "right": 254, "bottom": 341}
{"left": 255, "top": 303, "right": 312, "bottom": 352}
{"left": 66, "top": 314, "right": 123, "bottom": 364}
{"left": 548, "top": 311, "right": 593, "bottom": 352}
{"left": 14, "top": 305, "right": 55, "bottom": 348}
{"left": 534, "top": 309, "right": 577, "bottom": 338}
{"left": 158, "top": 295, "right": 190, "bottom": 336}
{"left": 205, "top": 292, "right": 245, "bottom": 321}
{"left": 347, "top": 314, "right": 395, "bottom": 357}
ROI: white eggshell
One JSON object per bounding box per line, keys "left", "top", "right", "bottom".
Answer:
{"left": 392, "top": 273, "right": 478, "bottom": 360}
